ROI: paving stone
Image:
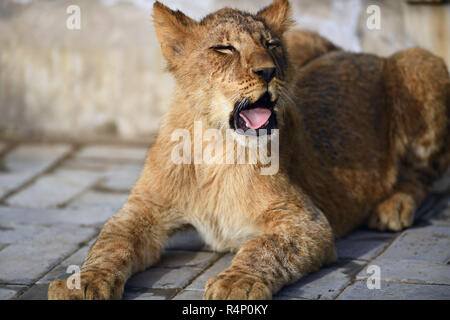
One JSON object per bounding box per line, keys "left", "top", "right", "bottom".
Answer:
{"left": 126, "top": 267, "right": 203, "bottom": 290}
{"left": 0, "top": 243, "right": 77, "bottom": 285}
{"left": 1, "top": 144, "right": 71, "bottom": 174}
{"left": 37, "top": 244, "right": 91, "bottom": 284}
{"left": 156, "top": 250, "right": 220, "bottom": 269}
{"left": 62, "top": 158, "right": 125, "bottom": 171}
{"left": 100, "top": 164, "right": 142, "bottom": 192}
{"left": 0, "top": 144, "right": 72, "bottom": 198}
{"left": 67, "top": 190, "right": 128, "bottom": 212}
{"left": 18, "top": 283, "right": 49, "bottom": 300}
{"left": 76, "top": 145, "right": 148, "bottom": 162}
{"left": 165, "top": 228, "right": 206, "bottom": 251}
{"left": 0, "top": 206, "right": 115, "bottom": 227}
{"left": 6, "top": 169, "right": 102, "bottom": 208}
{"left": 273, "top": 295, "right": 309, "bottom": 300}
{"left": 274, "top": 259, "right": 366, "bottom": 300}
{"left": 356, "top": 259, "right": 450, "bottom": 285}
{"left": 123, "top": 288, "right": 176, "bottom": 300}
{"left": 0, "top": 172, "right": 34, "bottom": 200}
{"left": 0, "top": 222, "right": 57, "bottom": 244}
{"left": 0, "top": 222, "right": 96, "bottom": 246}
{"left": 62, "top": 159, "right": 142, "bottom": 192}
{"left": 0, "top": 225, "right": 97, "bottom": 284}
{"left": 374, "top": 225, "right": 450, "bottom": 264}
{"left": 173, "top": 290, "right": 204, "bottom": 300}
{"left": 336, "top": 230, "right": 395, "bottom": 261}
{"left": 185, "top": 254, "right": 234, "bottom": 291}
{"left": 0, "top": 285, "right": 27, "bottom": 300}
{"left": 338, "top": 280, "right": 450, "bottom": 300}
{"left": 0, "top": 243, "right": 7, "bottom": 252}
{"left": 39, "top": 245, "right": 217, "bottom": 293}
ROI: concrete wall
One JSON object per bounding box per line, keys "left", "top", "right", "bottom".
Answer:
{"left": 0, "top": 0, "right": 449, "bottom": 141}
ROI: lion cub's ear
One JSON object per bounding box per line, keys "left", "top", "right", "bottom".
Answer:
{"left": 256, "top": 0, "right": 293, "bottom": 35}
{"left": 153, "top": 1, "right": 198, "bottom": 70}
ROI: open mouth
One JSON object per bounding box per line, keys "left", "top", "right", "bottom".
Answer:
{"left": 230, "top": 92, "right": 278, "bottom": 136}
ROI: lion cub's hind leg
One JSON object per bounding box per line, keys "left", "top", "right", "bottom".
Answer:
{"left": 369, "top": 172, "right": 426, "bottom": 232}
{"left": 369, "top": 48, "right": 450, "bottom": 232}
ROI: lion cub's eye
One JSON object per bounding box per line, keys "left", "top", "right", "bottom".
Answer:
{"left": 211, "top": 45, "right": 236, "bottom": 55}
{"left": 267, "top": 41, "right": 281, "bottom": 49}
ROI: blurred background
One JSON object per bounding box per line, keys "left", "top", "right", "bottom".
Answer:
{"left": 0, "top": 0, "right": 449, "bottom": 143}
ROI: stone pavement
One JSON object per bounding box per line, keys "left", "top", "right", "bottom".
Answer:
{"left": 0, "top": 141, "right": 449, "bottom": 300}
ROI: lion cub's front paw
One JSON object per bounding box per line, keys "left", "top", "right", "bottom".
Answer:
{"left": 368, "top": 192, "right": 416, "bottom": 232}
{"left": 48, "top": 271, "right": 124, "bottom": 300}
{"left": 204, "top": 271, "right": 271, "bottom": 300}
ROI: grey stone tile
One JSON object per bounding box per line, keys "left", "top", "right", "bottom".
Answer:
{"left": 338, "top": 280, "right": 450, "bottom": 300}
{"left": 0, "top": 222, "right": 56, "bottom": 244}
{"left": 100, "top": 164, "right": 142, "bottom": 192}
{"left": 37, "top": 245, "right": 91, "bottom": 284}
{"left": 173, "top": 290, "right": 204, "bottom": 300}
{"left": 0, "top": 285, "right": 27, "bottom": 300}
{"left": 67, "top": 190, "right": 128, "bottom": 212}
{"left": 356, "top": 259, "right": 450, "bottom": 285}
{"left": 185, "top": 254, "right": 234, "bottom": 291}
{"left": 336, "top": 230, "right": 395, "bottom": 260}
{"left": 0, "top": 206, "right": 114, "bottom": 227}
{"left": 126, "top": 267, "right": 204, "bottom": 290}
{"left": 0, "top": 173, "right": 34, "bottom": 200}
{"left": 274, "top": 259, "right": 366, "bottom": 300}
{"left": 0, "top": 225, "right": 97, "bottom": 284}
{"left": 0, "top": 243, "right": 76, "bottom": 284}
{"left": 123, "top": 288, "right": 176, "bottom": 300}
{"left": 0, "top": 144, "right": 71, "bottom": 174}
{"left": 165, "top": 228, "right": 206, "bottom": 251}
{"left": 273, "top": 295, "right": 309, "bottom": 300}
{"left": 76, "top": 145, "right": 148, "bottom": 162}
{"left": 0, "top": 221, "right": 97, "bottom": 246}
{"left": 156, "top": 250, "right": 220, "bottom": 269}
{"left": 18, "top": 284, "right": 49, "bottom": 300}
{"left": 62, "top": 159, "right": 142, "bottom": 193}
{"left": 375, "top": 225, "right": 450, "bottom": 264}
{"left": 61, "top": 158, "right": 126, "bottom": 171}
{"left": 0, "top": 144, "right": 72, "bottom": 198}
{"left": 6, "top": 169, "right": 102, "bottom": 208}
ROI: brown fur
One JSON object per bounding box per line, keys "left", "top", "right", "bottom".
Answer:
{"left": 48, "top": 0, "right": 450, "bottom": 300}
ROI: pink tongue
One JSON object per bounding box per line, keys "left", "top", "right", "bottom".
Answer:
{"left": 239, "top": 107, "right": 272, "bottom": 130}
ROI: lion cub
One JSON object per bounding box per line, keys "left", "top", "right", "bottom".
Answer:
{"left": 49, "top": 0, "right": 450, "bottom": 299}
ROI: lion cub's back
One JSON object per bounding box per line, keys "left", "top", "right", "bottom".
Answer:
{"left": 294, "top": 51, "right": 389, "bottom": 168}
{"left": 290, "top": 51, "right": 392, "bottom": 234}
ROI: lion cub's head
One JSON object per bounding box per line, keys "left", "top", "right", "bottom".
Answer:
{"left": 153, "top": 0, "right": 292, "bottom": 139}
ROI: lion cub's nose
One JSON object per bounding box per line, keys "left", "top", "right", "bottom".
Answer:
{"left": 254, "top": 67, "right": 276, "bottom": 84}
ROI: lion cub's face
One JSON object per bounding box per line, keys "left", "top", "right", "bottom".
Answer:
{"left": 153, "top": 0, "right": 292, "bottom": 137}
